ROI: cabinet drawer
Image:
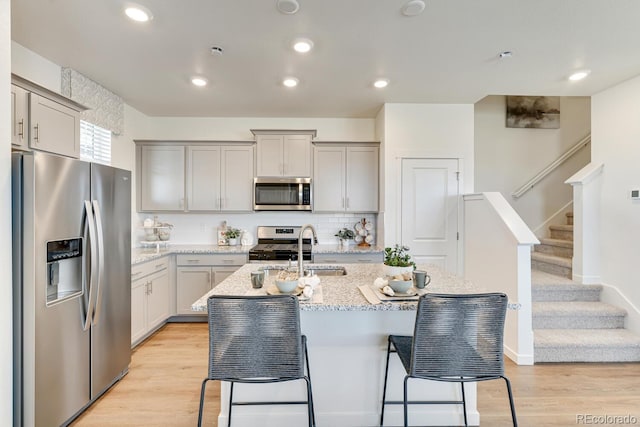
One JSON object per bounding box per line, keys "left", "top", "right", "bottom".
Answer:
{"left": 176, "top": 253, "right": 247, "bottom": 266}
{"left": 313, "top": 253, "right": 383, "bottom": 264}
{"left": 131, "top": 257, "right": 169, "bottom": 282}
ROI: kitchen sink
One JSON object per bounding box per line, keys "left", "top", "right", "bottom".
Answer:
{"left": 259, "top": 265, "right": 347, "bottom": 276}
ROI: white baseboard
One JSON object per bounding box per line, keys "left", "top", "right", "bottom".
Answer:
{"left": 504, "top": 344, "right": 534, "bottom": 366}
{"left": 599, "top": 283, "right": 640, "bottom": 335}
{"left": 572, "top": 273, "right": 601, "bottom": 284}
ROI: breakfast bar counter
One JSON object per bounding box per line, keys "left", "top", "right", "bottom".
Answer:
{"left": 192, "top": 263, "right": 483, "bottom": 427}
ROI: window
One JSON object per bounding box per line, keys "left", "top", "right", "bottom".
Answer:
{"left": 80, "top": 120, "right": 111, "bottom": 165}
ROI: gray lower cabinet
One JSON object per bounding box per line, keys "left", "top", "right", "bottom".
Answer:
{"left": 175, "top": 254, "right": 247, "bottom": 315}
{"left": 131, "top": 257, "right": 170, "bottom": 346}
{"left": 313, "top": 252, "right": 383, "bottom": 263}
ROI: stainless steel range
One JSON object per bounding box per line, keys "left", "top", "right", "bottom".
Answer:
{"left": 249, "top": 226, "right": 314, "bottom": 262}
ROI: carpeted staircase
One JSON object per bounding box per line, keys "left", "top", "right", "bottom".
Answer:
{"left": 531, "top": 213, "right": 640, "bottom": 362}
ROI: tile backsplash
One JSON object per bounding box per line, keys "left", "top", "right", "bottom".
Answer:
{"left": 135, "top": 212, "right": 378, "bottom": 246}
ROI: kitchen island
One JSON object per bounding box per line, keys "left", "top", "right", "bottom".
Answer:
{"left": 192, "top": 263, "right": 482, "bottom": 427}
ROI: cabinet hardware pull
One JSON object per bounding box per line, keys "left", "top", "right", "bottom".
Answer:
{"left": 132, "top": 271, "right": 143, "bottom": 277}
{"left": 222, "top": 259, "right": 233, "bottom": 263}
{"left": 33, "top": 124, "right": 39, "bottom": 142}
{"left": 346, "top": 197, "right": 349, "bottom": 209}
{"left": 208, "top": 271, "right": 211, "bottom": 284}
{"left": 149, "top": 282, "right": 153, "bottom": 293}
{"left": 187, "top": 259, "right": 199, "bottom": 262}
{"left": 18, "top": 119, "right": 24, "bottom": 138}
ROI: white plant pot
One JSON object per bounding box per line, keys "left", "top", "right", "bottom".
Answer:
{"left": 382, "top": 264, "right": 414, "bottom": 278}
{"left": 339, "top": 238, "right": 351, "bottom": 247}
{"left": 228, "top": 238, "right": 238, "bottom": 246}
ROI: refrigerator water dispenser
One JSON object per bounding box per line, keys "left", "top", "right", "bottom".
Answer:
{"left": 46, "top": 238, "right": 83, "bottom": 305}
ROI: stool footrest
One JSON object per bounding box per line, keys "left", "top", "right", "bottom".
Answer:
{"left": 232, "top": 400, "right": 309, "bottom": 406}
{"left": 384, "top": 400, "right": 463, "bottom": 405}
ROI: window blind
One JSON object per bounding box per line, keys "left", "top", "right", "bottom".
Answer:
{"left": 80, "top": 120, "right": 111, "bottom": 165}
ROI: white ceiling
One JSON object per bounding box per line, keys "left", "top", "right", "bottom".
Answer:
{"left": 11, "top": 0, "right": 640, "bottom": 118}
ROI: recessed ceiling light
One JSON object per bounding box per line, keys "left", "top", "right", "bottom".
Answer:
{"left": 569, "top": 70, "right": 591, "bottom": 81}
{"left": 124, "top": 4, "right": 153, "bottom": 22}
{"left": 191, "top": 77, "right": 208, "bottom": 87}
{"left": 293, "top": 38, "right": 314, "bottom": 53}
{"left": 277, "top": 0, "right": 299, "bottom": 14}
{"left": 374, "top": 79, "right": 389, "bottom": 89}
{"left": 283, "top": 77, "right": 299, "bottom": 88}
{"left": 401, "top": 0, "right": 426, "bottom": 16}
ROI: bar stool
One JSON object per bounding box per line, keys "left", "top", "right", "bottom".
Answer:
{"left": 380, "top": 293, "right": 517, "bottom": 426}
{"left": 197, "top": 295, "right": 315, "bottom": 427}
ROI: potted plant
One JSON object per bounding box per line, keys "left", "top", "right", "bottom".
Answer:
{"left": 225, "top": 227, "right": 241, "bottom": 246}
{"left": 383, "top": 244, "right": 416, "bottom": 277}
{"left": 335, "top": 228, "right": 356, "bottom": 246}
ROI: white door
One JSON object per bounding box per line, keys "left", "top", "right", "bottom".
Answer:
{"left": 313, "top": 146, "right": 345, "bottom": 212}
{"left": 256, "top": 135, "right": 284, "bottom": 176}
{"left": 283, "top": 135, "right": 311, "bottom": 177}
{"left": 346, "top": 146, "right": 379, "bottom": 212}
{"left": 187, "top": 146, "right": 221, "bottom": 211}
{"left": 401, "top": 158, "right": 459, "bottom": 272}
{"left": 221, "top": 145, "right": 254, "bottom": 211}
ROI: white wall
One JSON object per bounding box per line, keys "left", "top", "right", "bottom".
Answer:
{"left": 379, "top": 103, "right": 475, "bottom": 246}
{"left": 591, "top": 75, "right": 640, "bottom": 317}
{"left": 11, "top": 41, "right": 61, "bottom": 92}
{"left": 474, "top": 96, "right": 591, "bottom": 233}
{"left": 2, "top": 0, "right": 13, "bottom": 423}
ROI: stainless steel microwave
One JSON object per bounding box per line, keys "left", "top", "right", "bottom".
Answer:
{"left": 254, "top": 177, "right": 312, "bottom": 211}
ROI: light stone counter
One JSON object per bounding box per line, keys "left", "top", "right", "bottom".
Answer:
{"left": 312, "top": 244, "right": 384, "bottom": 254}
{"left": 193, "top": 262, "right": 482, "bottom": 427}
{"left": 192, "top": 262, "right": 478, "bottom": 312}
{"left": 131, "top": 244, "right": 252, "bottom": 265}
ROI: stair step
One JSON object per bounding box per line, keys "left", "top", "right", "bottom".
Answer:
{"left": 533, "top": 301, "right": 626, "bottom": 329}
{"left": 549, "top": 224, "right": 573, "bottom": 240}
{"left": 565, "top": 212, "right": 573, "bottom": 226}
{"left": 531, "top": 252, "right": 572, "bottom": 278}
{"left": 535, "top": 238, "right": 574, "bottom": 258}
{"left": 532, "top": 283, "right": 602, "bottom": 302}
{"left": 535, "top": 329, "right": 640, "bottom": 363}
{"left": 531, "top": 269, "right": 602, "bottom": 301}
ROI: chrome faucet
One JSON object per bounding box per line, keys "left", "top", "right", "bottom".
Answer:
{"left": 298, "top": 224, "right": 318, "bottom": 277}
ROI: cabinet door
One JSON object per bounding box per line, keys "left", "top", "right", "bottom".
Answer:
{"left": 346, "top": 146, "right": 379, "bottom": 212}
{"left": 140, "top": 145, "right": 185, "bottom": 211}
{"left": 11, "top": 85, "right": 29, "bottom": 149}
{"left": 212, "top": 266, "right": 239, "bottom": 287}
{"left": 283, "top": 135, "right": 311, "bottom": 177}
{"left": 29, "top": 93, "right": 80, "bottom": 158}
{"left": 176, "top": 267, "right": 212, "bottom": 315}
{"left": 256, "top": 135, "right": 284, "bottom": 176}
{"left": 147, "top": 271, "right": 170, "bottom": 330}
{"left": 131, "top": 279, "right": 148, "bottom": 345}
{"left": 187, "top": 146, "right": 221, "bottom": 211}
{"left": 221, "top": 145, "right": 254, "bottom": 211}
{"left": 313, "top": 146, "right": 345, "bottom": 212}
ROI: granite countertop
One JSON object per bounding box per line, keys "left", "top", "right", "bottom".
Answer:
{"left": 313, "top": 244, "right": 383, "bottom": 254}
{"left": 132, "top": 244, "right": 252, "bottom": 264}
{"left": 132, "top": 243, "right": 383, "bottom": 265}
{"left": 192, "top": 263, "right": 479, "bottom": 312}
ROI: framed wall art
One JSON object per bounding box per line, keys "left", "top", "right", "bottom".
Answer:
{"left": 506, "top": 96, "right": 560, "bottom": 129}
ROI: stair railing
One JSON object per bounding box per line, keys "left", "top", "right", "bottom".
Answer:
{"left": 512, "top": 133, "right": 591, "bottom": 199}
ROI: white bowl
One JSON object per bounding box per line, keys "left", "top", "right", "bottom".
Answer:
{"left": 275, "top": 279, "right": 299, "bottom": 294}
{"left": 389, "top": 279, "right": 412, "bottom": 294}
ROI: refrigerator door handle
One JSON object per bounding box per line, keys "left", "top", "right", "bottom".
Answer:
{"left": 83, "top": 200, "right": 98, "bottom": 331}
{"left": 91, "top": 200, "right": 106, "bottom": 326}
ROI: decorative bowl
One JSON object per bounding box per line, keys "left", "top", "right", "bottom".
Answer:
{"left": 275, "top": 279, "right": 299, "bottom": 294}
{"left": 388, "top": 279, "right": 412, "bottom": 294}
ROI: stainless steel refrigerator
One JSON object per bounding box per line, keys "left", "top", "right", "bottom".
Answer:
{"left": 12, "top": 151, "right": 132, "bottom": 427}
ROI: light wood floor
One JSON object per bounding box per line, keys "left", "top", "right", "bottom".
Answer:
{"left": 72, "top": 323, "right": 640, "bottom": 426}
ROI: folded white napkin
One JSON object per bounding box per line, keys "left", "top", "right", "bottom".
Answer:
{"left": 299, "top": 274, "right": 320, "bottom": 289}
{"left": 373, "top": 277, "right": 388, "bottom": 289}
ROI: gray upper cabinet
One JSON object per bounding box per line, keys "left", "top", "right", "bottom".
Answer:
{"left": 11, "top": 75, "right": 85, "bottom": 158}
{"left": 137, "top": 142, "right": 254, "bottom": 212}
{"left": 140, "top": 145, "right": 186, "bottom": 211}
{"left": 187, "top": 144, "right": 254, "bottom": 212}
{"left": 252, "top": 130, "right": 316, "bottom": 177}
{"left": 11, "top": 84, "right": 29, "bottom": 150}
{"left": 313, "top": 143, "right": 379, "bottom": 213}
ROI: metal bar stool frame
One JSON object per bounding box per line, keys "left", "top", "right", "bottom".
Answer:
{"left": 380, "top": 293, "right": 517, "bottom": 427}
{"left": 197, "top": 294, "right": 315, "bottom": 427}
